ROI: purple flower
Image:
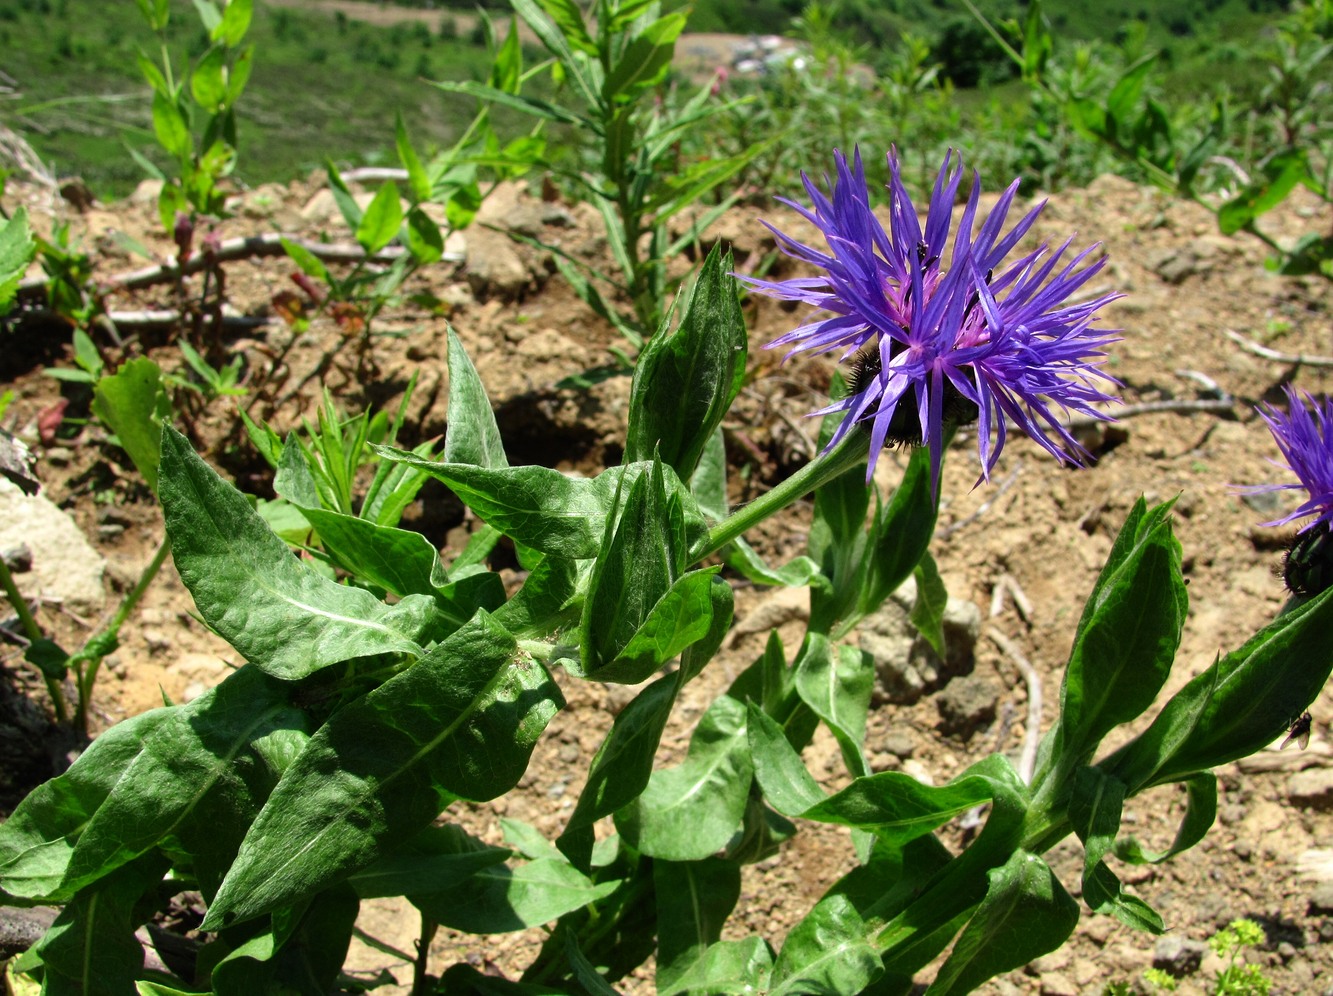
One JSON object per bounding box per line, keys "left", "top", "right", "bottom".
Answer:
{"left": 1244, "top": 385, "right": 1333, "bottom": 534}
{"left": 738, "top": 148, "right": 1121, "bottom": 489}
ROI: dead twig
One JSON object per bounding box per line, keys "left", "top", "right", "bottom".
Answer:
{"left": 990, "top": 573, "right": 1033, "bottom": 626}
{"left": 987, "top": 628, "right": 1043, "bottom": 784}
{"left": 1224, "top": 327, "right": 1333, "bottom": 368}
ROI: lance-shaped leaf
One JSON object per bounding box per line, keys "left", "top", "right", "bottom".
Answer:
{"left": 210, "top": 884, "right": 359, "bottom": 996}
{"left": 494, "top": 553, "right": 588, "bottom": 639}
{"left": 0, "top": 708, "right": 173, "bottom": 901}
{"left": 1102, "top": 585, "right": 1333, "bottom": 791}
{"left": 807, "top": 443, "right": 870, "bottom": 635}
{"left": 677, "top": 573, "right": 734, "bottom": 684}
{"left": 32, "top": 853, "right": 167, "bottom": 996}
{"left": 654, "top": 858, "right": 743, "bottom": 994}
{"left": 691, "top": 426, "right": 728, "bottom": 522}
{"left": 577, "top": 459, "right": 717, "bottom": 683}
{"left": 203, "top": 611, "right": 562, "bottom": 928}
{"left": 1116, "top": 772, "right": 1216, "bottom": 865}
{"left": 160, "top": 426, "right": 435, "bottom": 679}
{"left": 769, "top": 894, "right": 883, "bottom": 996}
{"left": 0, "top": 206, "right": 35, "bottom": 313}
{"left": 91, "top": 357, "right": 171, "bottom": 491}
{"left": 925, "top": 850, "right": 1080, "bottom": 996}
{"left": 661, "top": 937, "right": 774, "bottom": 996}
{"left": 616, "top": 695, "right": 753, "bottom": 860}
{"left": 1065, "top": 765, "right": 1162, "bottom": 932}
{"left": 60, "top": 665, "right": 304, "bottom": 900}
{"left": 560, "top": 673, "right": 680, "bottom": 863}
{"left": 411, "top": 857, "right": 619, "bottom": 934}
{"left": 349, "top": 824, "right": 511, "bottom": 899}
{"left": 794, "top": 635, "right": 873, "bottom": 778}
{"left": 624, "top": 244, "right": 746, "bottom": 482}
{"left": 1050, "top": 498, "right": 1186, "bottom": 768}
{"left": 747, "top": 703, "right": 826, "bottom": 817}
{"left": 444, "top": 326, "right": 508, "bottom": 469}
{"left": 859, "top": 445, "right": 938, "bottom": 617}
{"left": 910, "top": 552, "right": 949, "bottom": 658}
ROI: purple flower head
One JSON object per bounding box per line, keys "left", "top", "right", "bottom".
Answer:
{"left": 1243, "top": 385, "right": 1333, "bottom": 534}
{"left": 738, "top": 147, "right": 1122, "bottom": 490}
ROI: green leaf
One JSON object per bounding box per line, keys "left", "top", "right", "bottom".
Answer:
{"left": 405, "top": 206, "right": 444, "bottom": 263}
{"left": 429, "top": 80, "right": 587, "bottom": 128}
{"left": 412, "top": 856, "right": 618, "bottom": 933}
{"left": 746, "top": 703, "right": 826, "bottom": 817}
{"left": 860, "top": 445, "right": 938, "bottom": 616}
{"left": 795, "top": 635, "right": 873, "bottom": 778}
{"left": 926, "top": 851, "right": 1080, "bottom": 995}
{"left": 190, "top": 44, "right": 227, "bottom": 113}
{"left": 494, "top": 554, "right": 586, "bottom": 639}
{"left": 802, "top": 763, "right": 1000, "bottom": 844}
{"left": 769, "top": 894, "right": 882, "bottom": 996}
{"left": 529, "top": 0, "right": 595, "bottom": 54}
{"left": 602, "top": 12, "right": 685, "bottom": 103}
{"left": 349, "top": 824, "right": 510, "bottom": 898}
{"left": 326, "top": 161, "right": 363, "bottom": 231}
{"left": 489, "top": 15, "right": 524, "bottom": 93}
{"left": 34, "top": 854, "right": 167, "bottom": 996}
{"left": 356, "top": 180, "right": 404, "bottom": 255}
{"left": 1050, "top": 499, "right": 1185, "bottom": 768}
{"left": 560, "top": 673, "right": 679, "bottom": 855}
{"left": 910, "top": 552, "right": 948, "bottom": 658}
{"left": 677, "top": 572, "right": 734, "bottom": 684}
{"left": 617, "top": 695, "right": 752, "bottom": 860}
{"left": 661, "top": 937, "right": 774, "bottom": 996}
{"left": 203, "top": 611, "right": 562, "bottom": 928}
{"left": 444, "top": 326, "right": 508, "bottom": 469}
{"left": 191, "top": 0, "right": 221, "bottom": 33}
{"left": 280, "top": 236, "right": 331, "bottom": 283}
{"left": 91, "top": 357, "right": 170, "bottom": 492}
{"left": 690, "top": 426, "right": 727, "bottom": 522}
{"left": 1218, "top": 148, "right": 1310, "bottom": 235}
{"left": 151, "top": 91, "right": 191, "bottom": 162}
{"left": 624, "top": 245, "right": 747, "bottom": 483}
{"left": 1084, "top": 859, "right": 1164, "bottom": 933}
{"left": 1104, "top": 53, "right": 1156, "bottom": 136}
{"left": 0, "top": 709, "right": 173, "bottom": 901}
{"left": 1116, "top": 772, "right": 1216, "bottom": 864}
{"left": 655, "top": 858, "right": 742, "bottom": 994}
{"left": 215, "top": 0, "right": 251, "bottom": 45}
{"left": 211, "top": 884, "right": 358, "bottom": 995}
{"left": 395, "top": 113, "right": 431, "bottom": 203}
{"left": 725, "top": 538, "right": 822, "bottom": 589}
{"left": 160, "top": 426, "right": 436, "bottom": 679}
{"left": 1103, "top": 584, "right": 1333, "bottom": 791}
{"left": 0, "top": 206, "right": 35, "bottom": 314}
{"left": 61, "top": 665, "right": 304, "bottom": 899}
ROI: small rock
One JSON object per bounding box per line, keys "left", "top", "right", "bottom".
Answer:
{"left": 879, "top": 731, "right": 915, "bottom": 759}
{"left": 2, "top": 544, "right": 32, "bottom": 571}
{"left": 464, "top": 227, "right": 530, "bottom": 300}
{"left": 900, "top": 759, "right": 933, "bottom": 786}
{"left": 1288, "top": 768, "right": 1333, "bottom": 809}
{"left": 1037, "top": 971, "right": 1077, "bottom": 996}
{"left": 862, "top": 576, "right": 982, "bottom": 704}
{"left": 1310, "top": 881, "right": 1333, "bottom": 914}
{"left": 935, "top": 673, "right": 1000, "bottom": 739}
{"left": 558, "top": 742, "right": 579, "bottom": 764}
{"left": 0, "top": 482, "right": 106, "bottom": 614}
{"left": 1153, "top": 935, "right": 1209, "bottom": 977}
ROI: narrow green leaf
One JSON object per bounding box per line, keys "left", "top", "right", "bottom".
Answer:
{"left": 412, "top": 857, "right": 618, "bottom": 933}
{"left": 677, "top": 573, "right": 734, "bottom": 684}
{"left": 1104, "top": 53, "right": 1156, "bottom": 133}
{"left": 1218, "top": 148, "right": 1310, "bottom": 235}
{"left": 860, "top": 445, "right": 938, "bottom": 616}
{"left": 661, "top": 937, "right": 774, "bottom": 996}
{"left": 1115, "top": 772, "right": 1216, "bottom": 865}
{"left": 350, "top": 824, "right": 510, "bottom": 898}
{"left": 795, "top": 636, "right": 873, "bottom": 778}
{"left": 746, "top": 704, "right": 825, "bottom": 817}
{"left": 802, "top": 765, "right": 998, "bottom": 845}
{"left": 151, "top": 91, "right": 191, "bottom": 162}
{"left": 617, "top": 696, "right": 752, "bottom": 860}
{"left": 1067, "top": 765, "right": 1126, "bottom": 891}
{"left": 429, "top": 80, "right": 587, "bottom": 127}
{"left": 215, "top": 0, "right": 251, "bottom": 45}
{"left": 91, "top": 357, "right": 170, "bottom": 492}
{"left": 769, "top": 894, "right": 882, "bottom": 996}
{"left": 395, "top": 113, "right": 431, "bottom": 203}
{"left": 1103, "top": 584, "right": 1333, "bottom": 791}
{"left": 655, "top": 858, "right": 742, "bottom": 994}
{"left": 690, "top": 426, "right": 727, "bottom": 521}
{"left": 61, "top": 665, "right": 304, "bottom": 899}
{"left": 561, "top": 673, "right": 679, "bottom": 848}
{"left": 160, "top": 426, "right": 435, "bottom": 679}
{"left": 910, "top": 552, "right": 948, "bottom": 659}
{"left": 926, "top": 851, "right": 1080, "bottom": 995}
{"left": 724, "top": 538, "right": 822, "bottom": 588}
{"left": 280, "top": 236, "right": 331, "bottom": 282}
{"left": 493, "top": 554, "right": 586, "bottom": 639}
{"left": 444, "top": 326, "right": 508, "bottom": 468}
{"left": 624, "top": 245, "right": 747, "bottom": 483}
{"left": 0, "top": 709, "right": 172, "bottom": 901}
{"left": 356, "top": 180, "right": 403, "bottom": 255}
{"left": 34, "top": 854, "right": 167, "bottom": 996}
{"left": 326, "top": 161, "right": 363, "bottom": 231}
{"left": 204, "top": 611, "right": 562, "bottom": 928}
{"left": 405, "top": 206, "right": 444, "bottom": 263}
{"left": 1055, "top": 499, "right": 1186, "bottom": 765}
{"left": 0, "top": 206, "right": 35, "bottom": 313}
{"left": 190, "top": 45, "right": 227, "bottom": 113}
{"left": 1081, "top": 860, "right": 1164, "bottom": 934}
{"left": 211, "top": 884, "right": 358, "bottom": 995}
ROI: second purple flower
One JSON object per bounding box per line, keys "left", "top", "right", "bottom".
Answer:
{"left": 739, "top": 148, "right": 1122, "bottom": 490}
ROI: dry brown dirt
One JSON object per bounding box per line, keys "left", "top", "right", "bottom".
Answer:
{"left": 3, "top": 164, "right": 1333, "bottom": 995}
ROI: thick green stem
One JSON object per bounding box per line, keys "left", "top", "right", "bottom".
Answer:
{"left": 74, "top": 538, "right": 172, "bottom": 733}
{"left": 694, "top": 430, "right": 870, "bottom": 563}
{"left": 0, "top": 554, "right": 68, "bottom": 723}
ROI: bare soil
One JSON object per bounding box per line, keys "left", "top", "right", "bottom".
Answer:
{"left": 3, "top": 165, "right": 1333, "bottom": 995}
